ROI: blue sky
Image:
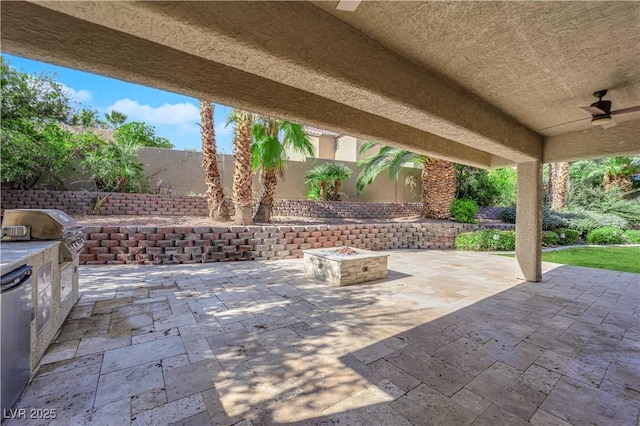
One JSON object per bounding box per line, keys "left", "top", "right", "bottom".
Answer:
{"left": 4, "top": 54, "right": 235, "bottom": 153}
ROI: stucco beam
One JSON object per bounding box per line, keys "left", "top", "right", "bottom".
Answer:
{"left": 489, "top": 156, "right": 516, "bottom": 169}
{"left": 1, "top": 1, "right": 491, "bottom": 168}
{"left": 29, "top": 1, "right": 542, "bottom": 163}
{"left": 544, "top": 119, "right": 640, "bottom": 163}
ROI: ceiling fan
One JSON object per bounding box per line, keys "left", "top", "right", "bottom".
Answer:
{"left": 581, "top": 89, "right": 640, "bottom": 129}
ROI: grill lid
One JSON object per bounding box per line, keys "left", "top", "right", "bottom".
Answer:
{"left": 1, "top": 209, "right": 83, "bottom": 241}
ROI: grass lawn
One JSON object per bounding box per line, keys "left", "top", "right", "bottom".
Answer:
{"left": 502, "top": 246, "right": 640, "bottom": 274}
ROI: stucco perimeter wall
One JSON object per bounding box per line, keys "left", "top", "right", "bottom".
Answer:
{"left": 78, "top": 222, "right": 512, "bottom": 266}
{"left": 64, "top": 149, "right": 422, "bottom": 203}
{"left": 1, "top": 189, "right": 425, "bottom": 219}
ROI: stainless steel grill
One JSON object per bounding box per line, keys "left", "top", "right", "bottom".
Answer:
{"left": 1, "top": 209, "right": 85, "bottom": 262}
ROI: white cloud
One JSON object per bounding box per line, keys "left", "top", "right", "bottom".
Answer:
{"left": 215, "top": 122, "right": 233, "bottom": 137}
{"left": 178, "top": 122, "right": 200, "bottom": 135}
{"left": 59, "top": 83, "right": 92, "bottom": 103}
{"left": 107, "top": 98, "right": 199, "bottom": 126}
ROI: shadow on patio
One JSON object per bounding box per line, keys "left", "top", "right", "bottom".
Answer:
{"left": 7, "top": 251, "right": 639, "bottom": 425}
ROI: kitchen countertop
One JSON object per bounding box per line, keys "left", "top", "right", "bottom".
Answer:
{"left": 0, "top": 241, "right": 59, "bottom": 274}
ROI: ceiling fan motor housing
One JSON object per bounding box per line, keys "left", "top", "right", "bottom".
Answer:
{"left": 591, "top": 99, "right": 612, "bottom": 115}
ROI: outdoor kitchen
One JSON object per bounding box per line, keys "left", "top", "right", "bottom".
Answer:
{"left": 0, "top": 209, "right": 84, "bottom": 414}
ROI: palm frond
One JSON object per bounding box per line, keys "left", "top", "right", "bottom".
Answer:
{"left": 358, "top": 141, "right": 378, "bottom": 155}
{"left": 355, "top": 145, "right": 421, "bottom": 194}
{"left": 250, "top": 131, "right": 283, "bottom": 171}
{"left": 225, "top": 109, "right": 238, "bottom": 128}
{"left": 356, "top": 154, "right": 392, "bottom": 194}
{"left": 280, "top": 121, "right": 315, "bottom": 158}
{"left": 388, "top": 150, "right": 418, "bottom": 180}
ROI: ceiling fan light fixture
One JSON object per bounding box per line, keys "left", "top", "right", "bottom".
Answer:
{"left": 336, "top": 0, "right": 362, "bottom": 12}
{"left": 591, "top": 115, "right": 612, "bottom": 126}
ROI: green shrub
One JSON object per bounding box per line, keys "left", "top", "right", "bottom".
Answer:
{"left": 455, "top": 229, "right": 515, "bottom": 251}
{"left": 542, "top": 231, "right": 559, "bottom": 247}
{"left": 451, "top": 199, "right": 479, "bottom": 223}
{"left": 542, "top": 209, "right": 569, "bottom": 231}
{"left": 622, "top": 230, "right": 640, "bottom": 244}
{"left": 585, "top": 227, "right": 624, "bottom": 245}
{"left": 454, "top": 231, "right": 486, "bottom": 251}
{"left": 455, "top": 166, "right": 516, "bottom": 207}
{"left": 305, "top": 163, "right": 352, "bottom": 201}
{"left": 554, "top": 228, "right": 580, "bottom": 245}
{"left": 500, "top": 207, "right": 568, "bottom": 231}
{"left": 501, "top": 206, "right": 516, "bottom": 223}
{"left": 490, "top": 230, "right": 516, "bottom": 251}
{"left": 559, "top": 210, "right": 629, "bottom": 233}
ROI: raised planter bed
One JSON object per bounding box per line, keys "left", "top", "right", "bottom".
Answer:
{"left": 303, "top": 246, "right": 389, "bottom": 286}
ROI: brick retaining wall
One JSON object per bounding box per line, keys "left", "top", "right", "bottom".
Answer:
{"left": 1, "top": 189, "right": 210, "bottom": 216}
{"left": 271, "top": 200, "right": 422, "bottom": 218}
{"left": 78, "top": 222, "right": 512, "bottom": 265}
{"left": 1, "top": 189, "right": 422, "bottom": 219}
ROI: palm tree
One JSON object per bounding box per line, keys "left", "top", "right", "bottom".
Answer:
{"left": 423, "top": 158, "right": 457, "bottom": 219}
{"left": 199, "top": 100, "right": 230, "bottom": 221}
{"left": 548, "top": 161, "right": 569, "bottom": 210}
{"left": 227, "top": 109, "right": 255, "bottom": 225}
{"left": 597, "top": 157, "right": 639, "bottom": 193}
{"left": 356, "top": 143, "right": 456, "bottom": 219}
{"left": 305, "top": 163, "right": 353, "bottom": 201}
{"left": 251, "top": 117, "right": 315, "bottom": 222}
{"left": 81, "top": 137, "right": 146, "bottom": 193}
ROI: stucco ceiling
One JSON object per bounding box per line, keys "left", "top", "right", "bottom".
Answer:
{"left": 1, "top": 1, "right": 639, "bottom": 167}
{"left": 313, "top": 1, "right": 640, "bottom": 137}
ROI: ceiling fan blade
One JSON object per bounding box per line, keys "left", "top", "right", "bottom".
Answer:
{"left": 336, "top": 0, "right": 362, "bottom": 12}
{"left": 601, "top": 120, "right": 617, "bottom": 129}
{"left": 581, "top": 106, "right": 607, "bottom": 115}
{"left": 610, "top": 105, "right": 640, "bottom": 116}
{"left": 537, "top": 117, "right": 589, "bottom": 131}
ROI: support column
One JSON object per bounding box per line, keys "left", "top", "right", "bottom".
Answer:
{"left": 515, "top": 161, "right": 542, "bottom": 282}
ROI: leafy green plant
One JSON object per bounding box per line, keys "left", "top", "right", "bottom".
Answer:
{"left": 566, "top": 186, "right": 640, "bottom": 225}
{"left": 70, "top": 108, "right": 104, "bottom": 128}
{"left": 450, "top": 199, "right": 478, "bottom": 223}
{"left": 455, "top": 166, "right": 516, "bottom": 207}
{"left": 113, "top": 121, "right": 174, "bottom": 149}
{"left": 1, "top": 121, "right": 77, "bottom": 188}
{"left": 81, "top": 139, "right": 148, "bottom": 193}
{"left": 490, "top": 168, "right": 517, "bottom": 206}
{"left": 492, "top": 230, "right": 516, "bottom": 251}
{"left": 622, "top": 230, "right": 640, "bottom": 244}
{"left": 500, "top": 207, "right": 516, "bottom": 223}
{"left": 104, "top": 110, "right": 127, "bottom": 128}
{"left": 305, "top": 163, "right": 353, "bottom": 201}
{"left": 553, "top": 228, "right": 579, "bottom": 245}
{"left": 455, "top": 229, "right": 515, "bottom": 251}
{"left": 454, "top": 231, "right": 486, "bottom": 251}
{"left": 542, "top": 231, "right": 560, "bottom": 247}
{"left": 1, "top": 57, "right": 72, "bottom": 125}
{"left": 585, "top": 227, "right": 624, "bottom": 245}
{"left": 558, "top": 210, "right": 629, "bottom": 233}
{"left": 1, "top": 57, "right": 79, "bottom": 188}
{"left": 501, "top": 207, "right": 568, "bottom": 231}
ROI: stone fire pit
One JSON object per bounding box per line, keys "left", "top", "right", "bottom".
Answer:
{"left": 303, "top": 246, "right": 389, "bottom": 286}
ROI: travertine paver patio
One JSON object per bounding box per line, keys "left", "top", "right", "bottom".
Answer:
{"left": 9, "top": 251, "right": 639, "bottom": 425}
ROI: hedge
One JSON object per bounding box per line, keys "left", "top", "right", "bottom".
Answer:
{"left": 454, "top": 230, "right": 516, "bottom": 251}
{"left": 585, "top": 227, "right": 624, "bottom": 245}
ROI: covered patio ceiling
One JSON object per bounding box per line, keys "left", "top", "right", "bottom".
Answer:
{"left": 2, "top": 1, "right": 639, "bottom": 169}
